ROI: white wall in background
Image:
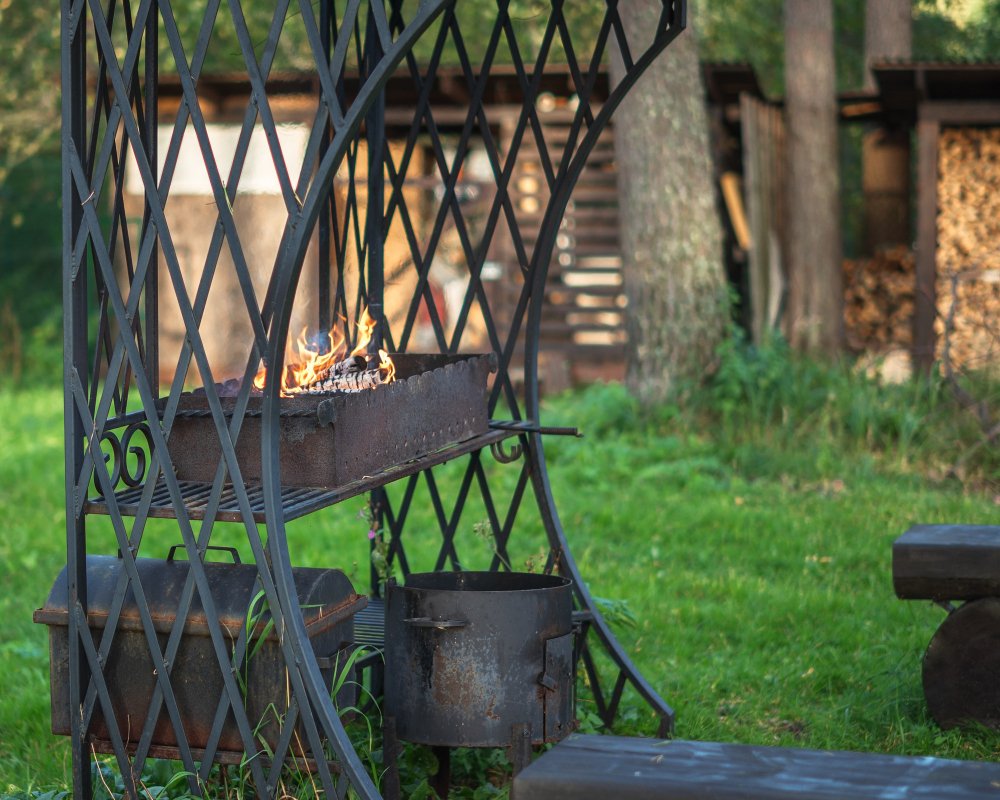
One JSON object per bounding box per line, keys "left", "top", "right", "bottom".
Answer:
{"left": 126, "top": 123, "right": 309, "bottom": 197}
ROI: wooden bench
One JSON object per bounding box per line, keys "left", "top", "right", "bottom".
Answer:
{"left": 893, "top": 524, "right": 1000, "bottom": 729}
{"left": 893, "top": 524, "right": 1000, "bottom": 601}
{"left": 512, "top": 734, "right": 1000, "bottom": 799}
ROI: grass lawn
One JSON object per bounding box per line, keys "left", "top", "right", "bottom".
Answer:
{"left": 1, "top": 368, "right": 998, "bottom": 794}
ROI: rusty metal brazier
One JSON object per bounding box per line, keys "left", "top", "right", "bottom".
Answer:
{"left": 34, "top": 553, "right": 365, "bottom": 761}
{"left": 384, "top": 571, "right": 575, "bottom": 748}
{"left": 166, "top": 353, "right": 496, "bottom": 489}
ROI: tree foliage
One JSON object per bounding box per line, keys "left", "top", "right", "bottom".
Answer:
{"left": 0, "top": 3, "right": 63, "bottom": 385}
{"left": 699, "top": 0, "right": 1000, "bottom": 97}
{"left": 0, "top": 3, "right": 60, "bottom": 184}
{"left": 0, "top": 2, "right": 604, "bottom": 178}
{"left": 697, "top": 0, "right": 864, "bottom": 95}
{"left": 913, "top": 0, "right": 1000, "bottom": 59}
{"left": 155, "top": 1, "right": 606, "bottom": 74}
{"left": 5, "top": 0, "right": 1000, "bottom": 212}
{"left": 5, "top": 0, "right": 1000, "bottom": 177}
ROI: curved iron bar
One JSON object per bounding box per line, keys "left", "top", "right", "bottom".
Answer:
{"left": 490, "top": 438, "right": 524, "bottom": 465}
{"left": 259, "top": 3, "right": 452, "bottom": 797}
{"left": 96, "top": 431, "right": 124, "bottom": 497}
{"left": 93, "top": 422, "right": 153, "bottom": 497}
{"left": 119, "top": 422, "right": 152, "bottom": 488}
{"left": 519, "top": 2, "right": 687, "bottom": 735}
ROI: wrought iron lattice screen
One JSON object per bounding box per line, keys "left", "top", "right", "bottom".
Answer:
{"left": 61, "top": 0, "right": 686, "bottom": 796}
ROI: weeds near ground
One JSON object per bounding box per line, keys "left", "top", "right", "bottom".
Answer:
{"left": 707, "top": 332, "right": 946, "bottom": 461}
{"left": 549, "top": 331, "right": 998, "bottom": 490}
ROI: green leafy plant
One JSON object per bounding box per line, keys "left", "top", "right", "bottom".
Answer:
{"left": 361, "top": 503, "right": 395, "bottom": 594}
{"left": 87, "top": 757, "right": 198, "bottom": 800}
{"left": 592, "top": 596, "right": 638, "bottom": 631}
{"left": 0, "top": 790, "right": 71, "bottom": 800}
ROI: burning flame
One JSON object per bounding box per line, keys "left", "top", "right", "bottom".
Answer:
{"left": 351, "top": 307, "right": 377, "bottom": 358}
{"left": 253, "top": 308, "right": 395, "bottom": 396}
{"left": 378, "top": 348, "right": 396, "bottom": 383}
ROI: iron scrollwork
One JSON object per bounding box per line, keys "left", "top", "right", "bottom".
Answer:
{"left": 489, "top": 438, "right": 524, "bottom": 464}
{"left": 95, "top": 422, "right": 154, "bottom": 497}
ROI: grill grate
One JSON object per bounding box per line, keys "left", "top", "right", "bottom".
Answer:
{"left": 86, "top": 428, "right": 516, "bottom": 523}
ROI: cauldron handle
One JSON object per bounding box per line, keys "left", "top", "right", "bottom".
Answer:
{"left": 166, "top": 544, "right": 242, "bottom": 564}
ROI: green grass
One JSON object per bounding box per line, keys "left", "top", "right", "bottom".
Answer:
{"left": 0, "top": 388, "right": 74, "bottom": 790}
{"left": 2, "top": 349, "right": 999, "bottom": 794}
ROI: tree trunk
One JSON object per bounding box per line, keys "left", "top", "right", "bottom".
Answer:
{"left": 862, "top": 0, "right": 912, "bottom": 253}
{"left": 611, "top": 1, "right": 729, "bottom": 407}
{"left": 784, "top": 0, "right": 843, "bottom": 355}
{"left": 864, "top": 0, "right": 912, "bottom": 91}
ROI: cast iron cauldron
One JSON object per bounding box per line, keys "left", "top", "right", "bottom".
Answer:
{"left": 384, "top": 571, "right": 575, "bottom": 748}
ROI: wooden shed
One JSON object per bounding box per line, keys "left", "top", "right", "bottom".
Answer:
{"left": 871, "top": 61, "right": 1000, "bottom": 374}
{"left": 739, "top": 61, "right": 1000, "bottom": 376}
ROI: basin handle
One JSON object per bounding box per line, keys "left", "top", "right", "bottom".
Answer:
{"left": 167, "top": 544, "right": 242, "bottom": 564}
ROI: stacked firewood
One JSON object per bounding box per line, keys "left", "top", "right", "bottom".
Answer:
{"left": 935, "top": 127, "right": 1000, "bottom": 373}
{"left": 936, "top": 273, "right": 1000, "bottom": 372}
{"left": 843, "top": 246, "right": 914, "bottom": 352}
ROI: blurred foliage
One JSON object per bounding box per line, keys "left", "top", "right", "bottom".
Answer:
{"left": 141, "top": 1, "right": 603, "bottom": 77}
{"left": 699, "top": 0, "right": 1000, "bottom": 97}
{"left": 913, "top": 0, "right": 1000, "bottom": 60}
{"left": 18, "top": 0, "right": 1000, "bottom": 189}
{"left": 0, "top": 2, "right": 62, "bottom": 389}
{"left": 0, "top": 2, "right": 60, "bottom": 186}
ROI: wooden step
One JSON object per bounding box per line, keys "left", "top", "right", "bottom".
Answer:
{"left": 893, "top": 524, "right": 1000, "bottom": 600}
{"left": 512, "top": 734, "right": 1000, "bottom": 800}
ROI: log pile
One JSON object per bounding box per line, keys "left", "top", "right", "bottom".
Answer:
{"left": 843, "top": 246, "right": 914, "bottom": 352}
{"left": 936, "top": 273, "right": 1000, "bottom": 372}
{"left": 935, "top": 127, "right": 1000, "bottom": 373}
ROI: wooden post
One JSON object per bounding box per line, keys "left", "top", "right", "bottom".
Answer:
{"left": 862, "top": 127, "right": 911, "bottom": 253}
{"left": 861, "top": 0, "right": 911, "bottom": 255}
{"left": 741, "top": 94, "right": 786, "bottom": 345}
{"left": 914, "top": 108, "right": 939, "bottom": 374}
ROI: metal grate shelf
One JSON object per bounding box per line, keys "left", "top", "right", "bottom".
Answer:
{"left": 85, "top": 429, "right": 517, "bottom": 523}
{"left": 353, "top": 597, "right": 386, "bottom": 649}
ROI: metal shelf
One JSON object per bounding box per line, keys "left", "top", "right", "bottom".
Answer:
{"left": 85, "top": 429, "right": 517, "bottom": 524}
